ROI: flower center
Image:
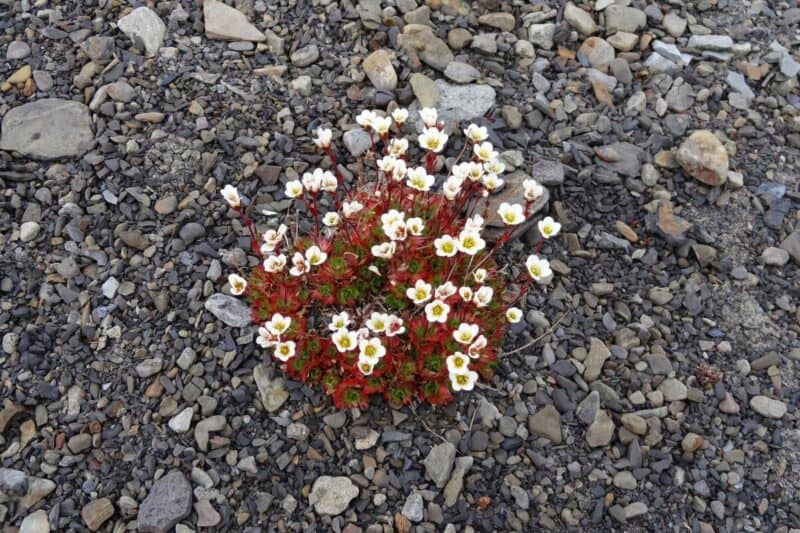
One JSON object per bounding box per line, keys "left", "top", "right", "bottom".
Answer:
{"left": 456, "top": 375, "right": 468, "bottom": 385}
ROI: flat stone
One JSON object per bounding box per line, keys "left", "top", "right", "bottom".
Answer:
{"left": 586, "top": 410, "right": 615, "bottom": 447}
{"left": 658, "top": 378, "right": 688, "bottom": 401}
{"left": 402, "top": 492, "right": 424, "bottom": 522}
{"left": 482, "top": 171, "right": 549, "bottom": 241}
{"left": 168, "top": 407, "right": 193, "bottom": 433}
{"left": 204, "top": 293, "right": 252, "bottom": 327}
{"left": 564, "top": 2, "right": 597, "bottom": 35}
{"left": 688, "top": 35, "right": 734, "bottom": 52}
{"left": 423, "top": 442, "right": 456, "bottom": 488}
{"left": 528, "top": 404, "right": 562, "bottom": 444}
{"left": 138, "top": 471, "right": 192, "bottom": 533}
{"left": 604, "top": 5, "right": 646, "bottom": 33}
{"left": 443, "top": 456, "right": 473, "bottom": 507}
{"left": 82, "top": 498, "right": 114, "bottom": 531}
{"left": 135, "top": 358, "right": 163, "bottom": 378}
{"left": 578, "top": 37, "right": 615, "bottom": 70}
{"left": 67, "top": 433, "right": 92, "bottom": 454}
{"left": 749, "top": 396, "right": 787, "bottom": 419}
{"left": 308, "top": 476, "right": 359, "bottom": 515}
{"left": 663, "top": 13, "right": 687, "bottom": 37}
{"left": 20, "top": 477, "right": 56, "bottom": 508}
{"left": 7, "top": 41, "right": 31, "bottom": 60}
{"left": 0, "top": 468, "right": 28, "bottom": 496}
{"left": 444, "top": 61, "right": 480, "bottom": 84}
{"left": 0, "top": 99, "right": 93, "bottom": 160}
{"left": 532, "top": 160, "right": 565, "bottom": 186}
{"left": 291, "top": 44, "right": 319, "bottom": 67}
{"left": 409, "top": 72, "right": 440, "bottom": 107}
{"left": 253, "top": 364, "right": 289, "bottom": 412}
{"left": 398, "top": 26, "right": 453, "bottom": 71}
{"left": 204, "top": 0, "right": 265, "bottom": 42}
{"left": 195, "top": 499, "right": 221, "bottom": 528}
{"left": 20, "top": 510, "right": 50, "bottom": 533}
{"left": 117, "top": 7, "right": 166, "bottom": 57}
{"left": 343, "top": 129, "right": 372, "bottom": 157}
{"left": 528, "top": 23, "right": 555, "bottom": 49}
{"left": 478, "top": 12, "right": 516, "bottom": 32}
{"left": 676, "top": 130, "right": 729, "bottom": 186}
{"left": 595, "top": 142, "right": 644, "bottom": 177}
{"left": 613, "top": 471, "right": 637, "bottom": 490}
{"left": 576, "top": 390, "right": 600, "bottom": 425}
{"left": 584, "top": 337, "right": 610, "bottom": 382}
{"left": 363, "top": 49, "right": 397, "bottom": 91}
{"left": 195, "top": 415, "right": 226, "bottom": 451}
{"left": 779, "top": 230, "right": 800, "bottom": 264}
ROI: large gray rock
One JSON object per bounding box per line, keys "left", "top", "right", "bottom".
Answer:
{"left": 362, "top": 49, "right": 397, "bottom": 91}
{"left": 0, "top": 99, "right": 93, "bottom": 160}
{"left": 138, "top": 471, "right": 192, "bottom": 533}
{"left": 750, "top": 396, "right": 787, "bottom": 419}
{"left": 411, "top": 79, "right": 496, "bottom": 133}
{"left": 203, "top": 0, "right": 265, "bottom": 42}
{"left": 204, "top": 293, "right": 252, "bottom": 327}
{"left": 604, "top": 5, "right": 646, "bottom": 33}
{"left": 117, "top": 7, "right": 166, "bottom": 57}
{"left": 398, "top": 26, "right": 454, "bottom": 71}
{"left": 422, "top": 442, "right": 456, "bottom": 488}
{"left": 482, "top": 171, "right": 549, "bottom": 241}
{"left": 253, "top": 364, "right": 289, "bottom": 412}
{"left": 308, "top": 476, "right": 359, "bottom": 515}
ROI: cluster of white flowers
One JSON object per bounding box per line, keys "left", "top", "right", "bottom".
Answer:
{"left": 256, "top": 313, "right": 295, "bottom": 362}
{"left": 285, "top": 168, "right": 337, "bottom": 199}
{"left": 328, "top": 311, "right": 405, "bottom": 376}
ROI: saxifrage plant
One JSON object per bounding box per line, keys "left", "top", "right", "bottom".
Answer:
{"left": 220, "top": 107, "right": 560, "bottom": 409}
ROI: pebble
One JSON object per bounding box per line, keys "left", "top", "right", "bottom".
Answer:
{"left": 82, "top": 498, "right": 114, "bottom": 531}
{"left": 308, "top": 476, "right": 359, "bottom": 515}
{"left": 138, "top": 471, "right": 192, "bottom": 533}
{"left": 423, "top": 442, "right": 456, "bottom": 488}
{"left": 749, "top": 396, "right": 787, "bottom": 419}
{"left": 168, "top": 407, "right": 193, "bottom": 433}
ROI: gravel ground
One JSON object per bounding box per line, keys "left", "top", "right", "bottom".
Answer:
{"left": 1, "top": 0, "right": 799, "bottom": 531}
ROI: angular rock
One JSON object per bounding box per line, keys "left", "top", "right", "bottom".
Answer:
{"left": 117, "top": 7, "right": 166, "bottom": 57}
{"left": 204, "top": 293, "right": 252, "bottom": 327}
{"left": 82, "top": 498, "right": 114, "bottom": 531}
{"left": 586, "top": 410, "right": 615, "bottom": 447}
{"left": 410, "top": 73, "right": 440, "bottom": 107}
{"left": 528, "top": 23, "right": 555, "bottom": 49}
{"left": 398, "top": 26, "right": 454, "bottom": 71}
{"left": 0, "top": 99, "right": 93, "bottom": 160}
{"left": 195, "top": 415, "right": 226, "bottom": 451}
{"left": 402, "top": 492, "right": 424, "bottom": 522}
{"left": 412, "top": 79, "right": 496, "bottom": 134}
{"left": 595, "top": 142, "right": 644, "bottom": 177}
{"left": 676, "top": 130, "right": 729, "bottom": 186}
{"left": 253, "top": 364, "right": 289, "bottom": 412}
{"left": 444, "top": 61, "right": 480, "bottom": 84}
{"left": 195, "top": 499, "right": 221, "bottom": 528}
{"left": 20, "top": 510, "right": 49, "bottom": 533}
{"left": 443, "top": 456, "right": 473, "bottom": 507}
{"left": 688, "top": 35, "right": 733, "bottom": 52}
{"left": 779, "top": 231, "right": 800, "bottom": 264}
{"left": 658, "top": 378, "right": 688, "bottom": 401}
{"left": 138, "top": 471, "right": 192, "bottom": 533}
{"left": 308, "top": 476, "right": 359, "bottom": 515}
{"left": 478, "top": 12, "right": 516, "bottom": 32}
{"left": 291, "top": 44, "right": 319, "bottom": 67}
{"left": 168, "top": 407, "right": 193, "bottom": 433}
{"left": 604, "top": 6, "right": 646, "bottom": 33}
{"left": 343, "top": 129, "right": 372, "bottom": 157}
{"left": 203, "top": 0, "right": 265, "bottom": 42}
{"left": 423, "top": 442, "right": 456, "bottom": 488}
{"left": 20, "top": 477, "right": 55, "bottom": 508}
{"left": 528, "top": 404, "right": 562, "bottom": 444}
{"left": 576, "top": 390, "right": 600, "bottom": 425}
{"left": 584, "top": 337, "right": 610, "bottom": 382}
{"left": 0, "top": 468, "right": 28, "bottom": 496}
{"left": 363, "top": 49, "right": 397, "bottom": 91}
{"left": 578, "top": 37, "right": 615, "bottom": 70}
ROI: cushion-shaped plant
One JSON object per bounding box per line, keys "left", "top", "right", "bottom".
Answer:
{"left": 221, "top": 108, "right": 559, "bottom": 409}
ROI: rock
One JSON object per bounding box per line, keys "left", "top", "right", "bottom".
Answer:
{"left": 584, "top": 337, "right": 610, "bottom": 382}
{"left": 203, "top": 0, "right": 265, "bottom": 42}
{"left": 586, "top": 410, "right": 615, "bottom": 447}
{"left": 20, "top": 477, "right": 55, "bottom": 508}
{"left": 343, "top": 129, "right": 372, "bottom": 157}
{"left": 676, "top": 130, "right": 729, "bottom": 186}
{"left": 20, "top": 510, "right": 49, "bottom": 533}
{"left": 527, "top": 23, "right": 555, "bottom": 49}
{"left": 727, "top": 71, "right": 755, "bottom": 101}
{"left": 688, "top": 35, "right": 733, "bottom": 52}
{"left": 82, "top": 36, "right": 115, "bottom": 62}
{"left": 138, "top": 471, "right": 192, "bottom": 533}
{"left": 595, "top": 142, "right": 644, "bottom": 177}
{"left": 414, "top": 80, "right": 496, "bottom": 133}
{"left": 253, "top": 364, "right": 289, "bottom": 412}
{"left": 604, "top": 5, "right": 646, "bottom": 33}
{"left": 308, "top": 476, "right": 359, "bottom": 515}
{"left": 106, "top": 81, "right": 136, "bottom": 103}
{"left": 363, "top": 49, "right": 397, "bottom": 91}
{"left": 682, "top": 433, "right": 704, "bottom": 453}
{"left": 613, "top": 471, "right": 637, "bottom": 490}
{"left": 607, "top": 32, "right": 639, "bottom": 52}
{"left": 478, "top": 12, "right": 516, "bottom": 32}
{"left": 578, "top": 37, "right": 615, "bottom": 70}
{"left": 443, "top": 456, "right": 473, "bottom": 507}
{"left": 663, "top": 13, "right": 687, "bottom": 37}
{"left": 482, "top": 170, "right": 549, "bottom": 240}
{"left": 0, "top": 99, "right": 93, "bottom": 160}
{"left": 0, "top": 468, "right": 27, "bottom": 496}
{"left": 658, "top": 378, "right": 688, "bottom": 401}
{"left": 291, "top": 44, "right": 320, "bottom": 67}
{"left": 194, "top": 500, "right": 221, "bottom": 528}
{"left": 7, "top": 65, "right": 31, "bottom": 84}
{"left": 82, "top": 498, "right": 114, "bottom": 531}
{"left": 402, "top": 492, "right": 424, "bottom": 522}
{"left": 625, "top": 502, "right": 648, "bottom": 519}
{"left": 444, "top": 61, "right": 480, "bottom": 84}
{"left": 423, "top": 442, "right": 456, "bottom": 488}
{"left": 67, "top": 433, "right": 92, "bottom": 454}
{"left": 135, "top": 358, "right": 163, "bottom": 378}
{"left": 655, "top": 200, "right": 691, "bottom": 243}
{"left": 652, "top": 41, "right": 693, "bottom": 66}
{"left": 576, "top": 390, "right": 600, "bottom": 425}
{"left": 532, "top": 160, "right": 565, "bottom": 186}
{"left": 19, "top": 221, "right": 41, "bottom": 242}
{"left": 168, "top": 407, "right": 193, "bottom": 433}
{"left": 528, "top": 404, "right": 562, "bottom": 444}
{"left": 761, "top": 247, "right": 790, "bottom": 266}
{"left": 117, "top": 7, "right": 166, "bottom": 57}
{"left": 204, "top": 293, "right": 252, "bottom": 327}
{"left": 719, "top": 393, "right": 740, "bottom": 414}
{"left": 666, "top": 80, "right": 693, "bottom": 112}
{"left": 620, "top": 414, "right": 647, "bottom": 435}
{"left": 564, "top": 3, "right": 597, "bottom": 35}
{"left": 779, "top": 230, "right": 800, "bottom": 264}
{"left": 648, "top": 287, "right": 673, "bottom": 305}
{"left": 7, "top": 41, "right": 31, "bottom": 60}
{"left": 749, "top": 396, "right": 787, "bottom": 419}
{"left": 410, "top": 73, "right": 440, "bottom": 107}
{"left": 398, "top": 26, "right": 453, "bottom": 71}
{"left": 195, "top": 415, "right": 226, "bottom": 451}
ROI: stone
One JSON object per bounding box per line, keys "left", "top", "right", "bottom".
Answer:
{"left": 195, "top": 415, "right": 226, "bottom": 451}
{"left": 579, "top": 37, "right": 615, "bottom": 70}
{"left": 576, "top": 390, "right": 600, "bottom": 425}
{"left": 482, "top": 171, "right": 549, "bottom": 240}
{"left": 20, "top": 510, "right": 49, "bottom": 533}
{"left": 68, "top": 433, "right": 92, "bottom": 454}
{"left": 528, "top": 404, "right": 562, "bottom": 444}
{"left": 604, "top": 5, "right": 646, "bottom": 33}
{"left": 584, "top": 337, "right": 610, "bottom": 382}
{"left": 613, "top": 471, "right": 637, "bottom": 490}
{"left": 203, "top": 0, "right": 265, "bottom": 42}
{"left": 595, "top": 142, "right": 644, "bottom": 177}
{"left": 478, "top": 12, "right": 516, "bottom": 32}
{"left": 0, "top": 99, "right": 93, "bottom": 160}
{"left": 363, "top": 49, "right": 397, "bottom": 91}
{"left": 410, "top": 73, "right": 440, "bottom": 107}
{"left": 749, "top": 396, "right": 787, "bottom": 419}
{"left": 528, "top": 23, "right": 555, "bottom": 49}
{"left": 564, "top": 3, "right": 597, "bottom": 35}
{"left": 402, "top": 492, "right": 424, "bottom": 522}
{"left": 688, "top": 35, "right": 733, "bottom": 52}
{"left": 423, "top": 442, "right": 456, "bottom": 488}
{"left": 138, "top": 471, "right": 192, "bottom": 533}
{"left": 82, "top": 36, "right": 115, "bottom": 62}
{"left": 659, "top": 378, "right": 688, "bottom": 401}
{"left": 195, "top": 500, "right": 221, "bottom": 528}
{"left": 587, "top": 410, "right": 615, "bottom": 447}
{"left": 761, "top": 246, "right": 789, "bottom": 266}
{"left": 676, "top": 130, "right": 729, "bottom": 186}
{"left": 532, "top": 160, "right": 565, "bottom": 186}
{"left": 620, "top": 413, "right": 647, "bottom": 435}
{"left": 682, "top": 433, "right": 704, "bottom": 453}
{"left": 204, "top": 293, "right": 252, "bottom": 327}
{"left": 19, "top": 221, "right": 41, "bottom": 242}
{"left": 135, "top": 358, "right": 163, "bottom": 378}
{"left": 308, "top": 476, "right": 359, "bottom": 515}
{"left": 443, "top": 456, "right": 473, "bottom": 507}
{"left": 727, "top": 71, "right": 755, "bottom": 101}
{"left": 168, "top": 407, "right": 193, "bottom": 433}
{"left": 398, "top": 26, "right": 453, "bottom": 71}
{"left": 343, "top": 129, "right": 372, "bottom": 157}
{"left": 8, "top": 65, "right": 31, "bottom": 84}
{"left": 7, "top": 41, "right": 31, "bottom": 60}
{"left": 0, "top": 468, "right": 28, "bottom": 496}
{"left": 780, "top": 231, "right": 800, "bottom": 264}
{"left": 625, "top": 502, "right": 648, "bottom": 519}
{"left": 106, "top": 81, "right": 136, "bottom": 103}
{"left": 607, "top": 32, "right": 639, "bottom": 52}
{"left": 20, "top": 477, "right": 56, "bottom": 508}
{"left": 253, "top": 364, "right": 289, "bottom": 412}
{"left": 663, "top": 13, "right": 687, "bottom": 37}
{"left": 719, "top": 393, "right": 740, "bottom": 414}
{"left": 415, "top": 79, "right": 495, "bottom": 133}
{"left": 117, "top": 7, "right": 166, "bottom": 57}
{"left": 291, "top": 44, "right": 320, "bottom": 67}
{"left": 444, "top": 61, "right": 480, "bottom": 84}
{"left": 648, "top": 287, "right": 673, "bottom": 305}
{"left": 82, "top": 498, "right": 114, "bottom": 531}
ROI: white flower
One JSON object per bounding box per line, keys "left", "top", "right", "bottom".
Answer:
{"left": 498, "top": 202, "right": 525, "bottom": 225}
{"left": 342, "top": 200, "right": 364, "bottom": 218}
{"left": 329, "top": 311, "right": 351, "bottom": 332}
{"left": 321, "top": 171, "right": 338, "bottom": 193}
{"left": 391, "top": 159, "right": 408, "bottom": 182}
{"left": 385, "top": 219, "right": 408, "bottom": 241}
{"left": 473, "top": 268, "right": 487, "bottom": 283}
{"left": 406, "top": 217, "right": 424, "bottom": 236}
{"left": 381, "top": 209, "right": 405, "bottom": 227}
{"left": 406, "top": 279, "right": 433, "bottom": 305}
{"left": 302, "top": 169, "right": 324, "bottom": 193}
{"left": 452, "top": 162, "right": 481, "bottom": 182}
{"left": 372, "top": 116, "right": 393, "bottom": 135}
{"left": 465, "top": 214, "right": 484, "bottom": 232}
{"left": 314, "top": 127, "right": 333, "bottom": 149}
{"left": 365, "top": 312, "right": 388, "bottom": 334}
{"left": 435, "top": 281, "right": 457, "bottom": 299}
{"left": 357, "top": 360, "right": 374, "bottom": 376}
{"left": 484, "top": 159, "right": 505, "bottom": 175}
{"left": 473, "top": 286, "right": 494, "bottom": 308}
{"left": 371, "top": 241, "right": 397, "bottom": 259}
{"left": 305, "top": 245, "right": 327, "bottom": 266}
{"left": 358, "top": 337, "right": 386, "bottom": 364}
{"left": 468, "top": 335, "right": 486, "bottom": 358}
{"left": 523, "top": 179, "right": 544, "bottom": 202}
{"left": 256, "top": 326, "right": 277, "bottom": 348}
{"left": 464, "top": 123, "right": 488, "bottom": 143}
{"left": 332, "top": 329, "right": 358, "bottom": 353}
{"left": 228, "top": 273, "right": 247, "bottom": 295}
{"left": 221, "top": 184, "right": 241, "bottom": 208}
{"left": 419, "top": 107, "right": 438, "bottom": 128}
{"left": 273, "top": 341, "right": 296, "bottom": 362}
{"left": 538, "top": 216, "right": 561, "bottom": 239}
{"left": 526, "top": 254, "right": 553, "bottom": 284}
{"left": 377, "top": 155, "right": 397, "bottom": 173}
{"left": 261, "top": 224, "right": 288, "bottom": 253}
{"left": 289, "top": 252, "right": 310, "bottom": 276}
{"left": 459, "top": 286, "right": 473, "bottom": 302}
{"left": 389, "top": 137, "right": 409, "bottom": 157}
{"left": 453, "top": 323, "right": 479, "bottom": 345}
{"left": 443, "top": 177, "right": 463, "bottom": 200}
{"left": 285, "top": 179, "right": 303, "bottom": 199}
{"left": 458, "top": 230, "right": 486, "bottom": 255}
{"left": 418, "top": 127, "right": 448, "bottom": 153}
{"left": 446, "top": 352, "right": 470, "bottom": 375}
{"left": 406, "top": 166, "right": 435, "bottom": 192}
{"left": 392, "top": 108, "right": 409, "bottom": 124}
{"left": 385, "top": 314, "right": 406, "bottom": 337}
{"left": 424, "top": 299, "right": 450, "bottom": 323}
{"left": 506, "top": 307, "right": 523, "bottom": 323}
{"left": 434, "top": 234, "right": 459, "bottom": 257}
{"left": 356, "top": 327, "right": 370, "bottom": 340}
{"left": 323, "top": 212, "right": 341, "bottom": 227}
{"left": 263, "top": 254, "right": 287, "bottom": 273}
{"left": 473, "top": 141, "right": 497, "bottom": 162}
{"left": 265, "top": 313, "right": 292, "bottom": 336}
{"left": 450, "top": 369, "right": 478, "bottom": 391}
{"left": 482, "top": 173, "right": 504, "bottom": 191}
{"left": 356, "top": 109, "right": 377, "bottom": 129}
{"left": 367, "top": 265, "right": 381, "bottom": 276}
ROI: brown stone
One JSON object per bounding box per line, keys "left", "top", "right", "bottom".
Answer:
{"left": 528, "top": 405, "right": 562, "bottom": 444}
{"left": 676, "top": 130, "right": 729, "bottom": 186}
{"left": 82, "top": 498, "right": 115, "bottom": 531}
